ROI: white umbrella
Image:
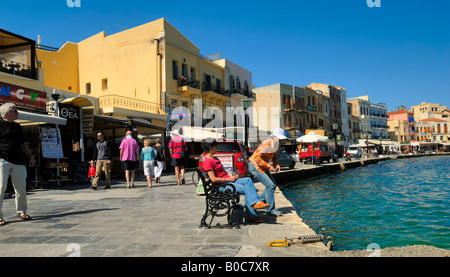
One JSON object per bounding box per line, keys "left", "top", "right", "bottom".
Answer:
{"left": 296, "top": 132, "right": 330, "bottom": 143}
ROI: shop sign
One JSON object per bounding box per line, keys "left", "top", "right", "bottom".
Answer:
{"left": 0, "top": 81, "right": 46, "bottom": 111}
{"left": 81, "top": 107, "right": 94, "bottom": 134}
{"left": 58, "top": 103, "right": 79, "bottom": 122}
{"left": 170, "top": 111, "right": 189, "bottom": 121}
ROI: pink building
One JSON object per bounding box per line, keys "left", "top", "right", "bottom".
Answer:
{"left": 387, "top": 110, "right": 416, "bottom": 142}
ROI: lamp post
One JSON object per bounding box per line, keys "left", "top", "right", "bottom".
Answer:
{"left": 332, "top": 123, "right": 339, "bottom": 161}
{"left": 379, "top": 136, "right": 383, "bottom": 155}
{"left": 364, "top": 132, "right": 370, "bottom": 158}
{"left": 240, "top": 98, "right": 251, "bottom": 150}
{"left": 51, "top": 89, "right": 61, "bottom": 186}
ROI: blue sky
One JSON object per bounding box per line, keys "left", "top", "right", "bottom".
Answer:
{"left": 2, "top": 0, "right": 449, "bottom": 111}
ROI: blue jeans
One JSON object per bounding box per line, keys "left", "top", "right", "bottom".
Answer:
{"left": 248, "top": 162, "right": 277, "bottom": 212}
{"left": 220, "top": 177, "right": 260, "bottom": 218}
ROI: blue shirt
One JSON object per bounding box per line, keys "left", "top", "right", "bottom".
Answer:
{"left": 140, "top": 146, "right": 156, "bottom": 161}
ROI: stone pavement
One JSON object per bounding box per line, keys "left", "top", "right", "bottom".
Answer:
{"left": 0, "top": 169, "right": 328, "bottom": 257}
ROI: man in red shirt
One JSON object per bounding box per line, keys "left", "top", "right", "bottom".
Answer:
{"left": 169, "top": 130, "right": 187, "bottom": 185}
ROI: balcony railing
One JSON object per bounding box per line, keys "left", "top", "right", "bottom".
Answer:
{"left": 178, "top": 77, "right": 200, "bottom": 89}
{"left": 0, "top": 58, "right": 37, "bottom": 80}
{"left": 99, "top": 94, "right": 161, "bottom": 114}
{"left": 230, "top": 88, "right": 253, "bottom": 98}
{"left": 201, "top": 83, "right": 231, "bottom": 98}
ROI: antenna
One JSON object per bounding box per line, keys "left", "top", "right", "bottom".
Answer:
{"left": 115, "top": 24, "right": 127, "bottom": 31}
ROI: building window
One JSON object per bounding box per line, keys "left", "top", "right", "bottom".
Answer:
{"left": 172, "top": 60, "right": 178, "bottom": 80}
{"left": 170, "top": 99, "right": 177, "bottom": 108}
{"left": 102, "top": 78, "right": 108, "bottom": 91}
{"left": 86, "top": 83, "right": 91, "bottom": 94}
{"left": 181, "top": 64, "right": 187, "bottom": 78}
{"left": 190, "top": 67, "right": 196, "bottom": 81}
{"left": 216, "top": 79, "right": 222, "bottom": 91}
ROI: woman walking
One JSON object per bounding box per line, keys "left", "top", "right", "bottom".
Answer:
{"left": 141, "top": 139, "right": 156, "bottom": 188}
{"left": 153, "top": 139, "right": 165, "bottom": 183}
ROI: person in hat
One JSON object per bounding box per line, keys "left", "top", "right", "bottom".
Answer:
{"left": 248, "top": 128, "right": 287, "bottom": 216}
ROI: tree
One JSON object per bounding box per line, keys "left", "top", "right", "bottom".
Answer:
{"left": 397, "top": 105, "right": 407, "bottom": 111}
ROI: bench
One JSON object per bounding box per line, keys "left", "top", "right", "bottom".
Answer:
{"left": 196, "top": 167, "right": 240, "bottom": 229}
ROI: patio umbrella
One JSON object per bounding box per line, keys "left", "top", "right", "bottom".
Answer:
{"left": 296, "top": 132, "right": 330, "bottom": 143}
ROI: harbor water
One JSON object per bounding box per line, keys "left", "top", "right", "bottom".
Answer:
{"left": 280, "top": 156, "right": 450, "bottom": 251}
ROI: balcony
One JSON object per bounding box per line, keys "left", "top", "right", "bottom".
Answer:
{"left": 0, "top": 58, "right": 38, "bottom": 80}
{"left": 283, "top": 103, "right": 294, "bottom": 112}
{"left": 201, "top": 83, "right": 231, "bottom": 99}
{"left": 0, "top": 29, "right": 38, "bottom": 80}
{"left": 177, "top": 77, "right": 201, "bottom": 97}
{"left": 296, "top": 106, "right": 307, "bottom": 113}
{"left": 307, "top": 105, "right": 317, "bottom": 112}
{"left": 99, "top": 94, "right": 162, "bottom": 115}
{"left": 230, "top": 88, "right": 253, "bottom": 98}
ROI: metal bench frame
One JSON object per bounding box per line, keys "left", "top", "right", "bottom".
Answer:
{"left": 197, "top": 167, "right": 240, "bottom": 229}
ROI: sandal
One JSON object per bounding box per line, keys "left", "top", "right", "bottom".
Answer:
{"left": 17, "top": 213, "right": 32, "bottom": 220}
{"left": 0, "top": 218, "right": 6, "bottom": 226}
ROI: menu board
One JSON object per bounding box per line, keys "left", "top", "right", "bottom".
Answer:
{"left": 39, "top": 127, "right": 64, "bottom": 158}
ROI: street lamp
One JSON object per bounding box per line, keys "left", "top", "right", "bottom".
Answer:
{"left": 332, "top": 123, "right": 339, "bottom": 161}
{"left": 364, "top": 132, "right": 370, "bottom": 157}
{"left": 50, "top": 89, "right": 62, "bottom": 185}
{"left": 379, "top": 136, "right": 383, "bottom": 155}
{"left": 51, "top": 89, "right": 61, "bottom": 116}
{"left": 240, "top": 99, "right": 251, "bottom": 150}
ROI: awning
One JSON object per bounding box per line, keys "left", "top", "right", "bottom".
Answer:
{"left": 94, "top": 115, "right": 165, "bottom": 131}
{"left": 60, "top": 96, "right": 93, "bottom": 107}
{"left": 18, "top": 110, "right": 67, "bottom": 125}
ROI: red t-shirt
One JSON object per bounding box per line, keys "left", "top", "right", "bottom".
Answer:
{"left": 169, "top": 135, "right": 187, "bottom": 159}
{"left": 203, "top": 156, "right": 229, "bottom": 179}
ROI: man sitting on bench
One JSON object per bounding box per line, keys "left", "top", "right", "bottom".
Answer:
{"left": 201, "top": 138, "right": 269, "bottom": 223}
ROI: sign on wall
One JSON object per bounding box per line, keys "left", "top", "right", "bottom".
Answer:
{"left": 0, "top": 81, "right": 47, "bottom": 111}
{"left": 82, "top": 107, "right": 94, "bottom": 134}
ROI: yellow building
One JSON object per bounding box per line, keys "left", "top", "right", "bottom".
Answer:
{"left": 37, "top": 18, "right": 254, "bottom": 131}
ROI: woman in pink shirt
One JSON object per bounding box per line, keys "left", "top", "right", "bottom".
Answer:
{"left": 202, "top": 138, "right": 269, "bottom": 223}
